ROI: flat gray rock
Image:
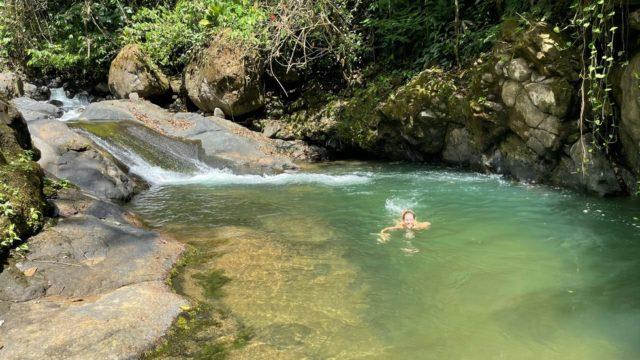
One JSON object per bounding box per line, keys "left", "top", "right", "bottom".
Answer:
{"left": 77, "top": 100, "right": 298, "bottom": 173}
{"left": 0, "top": 281, "right": 187, "bottom": 360}
{"left": 11, "top": 97, "right": 60, "bottom": 122}
{"left": 0, "top": 189, "right": 187, "bottom": 359}
{"left": 79, "top": 102, "right": 136, "bottom": 121}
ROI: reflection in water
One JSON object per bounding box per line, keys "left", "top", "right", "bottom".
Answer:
{"left": 132, "top": 163, "right": 640, "bottom": 359}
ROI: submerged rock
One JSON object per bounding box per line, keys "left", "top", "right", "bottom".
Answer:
{"left": 185, "top": 34, "right": 264, "bottom": 116}
{"left": 108, "top": 44, "right": 170, "bottom": 101}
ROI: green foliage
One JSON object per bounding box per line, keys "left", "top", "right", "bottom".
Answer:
{"left": 0, "top": 183, "right": 20, "bottom": 250}
{"left": 43, "top": 177, "right": 73, "bottom": 198}
{"left": 0, "top": 1, "right": 129, "bottom": 77}
{"left": 122, "top": 0, "right": 266, "bottom": 73}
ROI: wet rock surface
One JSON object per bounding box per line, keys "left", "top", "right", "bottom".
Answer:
{"left": 618, "top": 50, "right": 640, "bottom": 179}
{"left": 27, "top": 118, "right": 136, "bottom": 201}
{"left": 0, "top": 99, "right": 47, "bottom": 241}
{"left": 76, "top": 99, "right": 302, "bottom": 173}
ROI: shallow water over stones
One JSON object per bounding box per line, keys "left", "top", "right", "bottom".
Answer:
{"left": 131, "top": 163, "right": 640, "bottom": 359}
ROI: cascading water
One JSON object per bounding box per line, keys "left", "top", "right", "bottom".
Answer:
{"left": 49, "top": 87, "right": 90, "bottom": 121}
{"left": 76, "top": 121, "right": 371, "bottom": 187}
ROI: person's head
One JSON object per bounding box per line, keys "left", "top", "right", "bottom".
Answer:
{"left": 401, "top": 209, "right": 416, "bottom": 228}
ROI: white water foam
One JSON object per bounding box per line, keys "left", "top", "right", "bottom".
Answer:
{"left": 88, "top": 134, "right": 371, "bottom": 187}
{"left": 385, "top": 196, "right": 418, "bottom": 215}
{"left": 49, "top": 87, "right": 90, "bottom": 121}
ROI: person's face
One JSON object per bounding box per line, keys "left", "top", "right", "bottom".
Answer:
{"left": 403, "top": 213, "right": 415, "bottom": 228}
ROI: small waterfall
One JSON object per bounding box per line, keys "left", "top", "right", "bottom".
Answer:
{"left": 49, "top": 87, "right": 90, "bottom": 121}
{"left": 78, "top": 121, "right": 372, "bottom": 187}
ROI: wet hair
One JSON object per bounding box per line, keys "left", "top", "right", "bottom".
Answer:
{"left": 401, "top": 209, "right": 416, "bottom": 220}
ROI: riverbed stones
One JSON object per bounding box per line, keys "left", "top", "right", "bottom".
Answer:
{"left": 108, "top": 44, "right": 170, "bottom": 101}
{"left": 184, "top": 34, "right": 264, "bottom": 116}
{"left": 505, "top": 58, "right": 532, "bottom": 81}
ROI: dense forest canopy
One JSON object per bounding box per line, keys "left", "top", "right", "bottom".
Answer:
{"left": 1, "top": 0, "right": 594, "bottom": 79}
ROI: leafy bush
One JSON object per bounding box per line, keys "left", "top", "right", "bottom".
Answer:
{"left": 0, "top": 1, "right": 128, "bottom": 78}
{"left": 122, "top": 0, "right": 267, "bottom": 74}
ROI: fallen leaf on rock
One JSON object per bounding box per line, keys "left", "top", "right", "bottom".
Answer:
{"left": 23, "top": 267, "right": 37, "bottom": 277}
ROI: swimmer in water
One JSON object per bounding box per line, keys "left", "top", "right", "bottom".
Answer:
{"left": 378, "top": 209, "right": 431, "bottom": 243}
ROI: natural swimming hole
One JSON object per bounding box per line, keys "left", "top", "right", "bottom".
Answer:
{"left": 129, "top": 162, "right": 640, "bottom": 359}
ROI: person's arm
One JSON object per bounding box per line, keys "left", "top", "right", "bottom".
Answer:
{"left": 380, "top": 225, "right": 402, "bottom": 235}
{"left": 379, "top": 225, "right": 402, "bottom": 242}
{"left": 415, "top": 221, "right": 431, "bottom": 230}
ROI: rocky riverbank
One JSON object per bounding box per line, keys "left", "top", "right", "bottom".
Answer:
{"left": 257, "top": 23, "right": 640, "bottom": 197}
{"left": 0, "top": 98, "right": 188, "bottom": 359}
{"left": 0, "top": 79, "right": 324, "bottom": 358}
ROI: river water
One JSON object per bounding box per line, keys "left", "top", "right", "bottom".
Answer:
{"left": 123, "top": 161, "right": 640, "bottom": 359}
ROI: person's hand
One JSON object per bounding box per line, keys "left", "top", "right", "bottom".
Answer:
{"left": 378, "top": 232, "right": 390, "bottom": 243}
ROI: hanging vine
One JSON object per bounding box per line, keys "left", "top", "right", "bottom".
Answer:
{"left": 571, "top": 0, "right": 619, "bottom": 171}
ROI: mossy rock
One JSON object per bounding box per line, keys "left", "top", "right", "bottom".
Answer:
{"left": 108, "top": 44, "right": 170, "bottom": 100}
{"left": 0, "top": 99, "right": 47, "bottom": 249}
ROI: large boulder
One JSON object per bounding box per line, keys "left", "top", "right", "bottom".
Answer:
{"left": 0, "top": 72, "right": 23, "bottom": 99}
{"left": 499, "top": 57, "right": 573, "bottom": 157}
{"left": 23, "top": 83, "right": 50, "bottom": 101}
{"left": 377, "top": 69, "right": 468, "bottom": 158}
{"left": 496, "top": 134, "right": 549, "bottom": 182}
{"left": 76, "top": 100, "right": 297, "bottom": 174}
{"left": 108, "top": 44, "right": 170, "bottom": 100}
{"left": 442, "top": 127, "right": 482, "bottom": 167}
{"left": 27, "top": 119, "right": 136, "bottom": 201}
{"left": 185, "top": 35, "right": 264, "bottom": 116}
{"left": 550, "top": 135, "right": 621, "bottom": 196}
{"left": 0, "top": 99, "right": 47, "bottom": 246}
{"left": 618, "top": 51, "right": 640, "bottom": 175}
